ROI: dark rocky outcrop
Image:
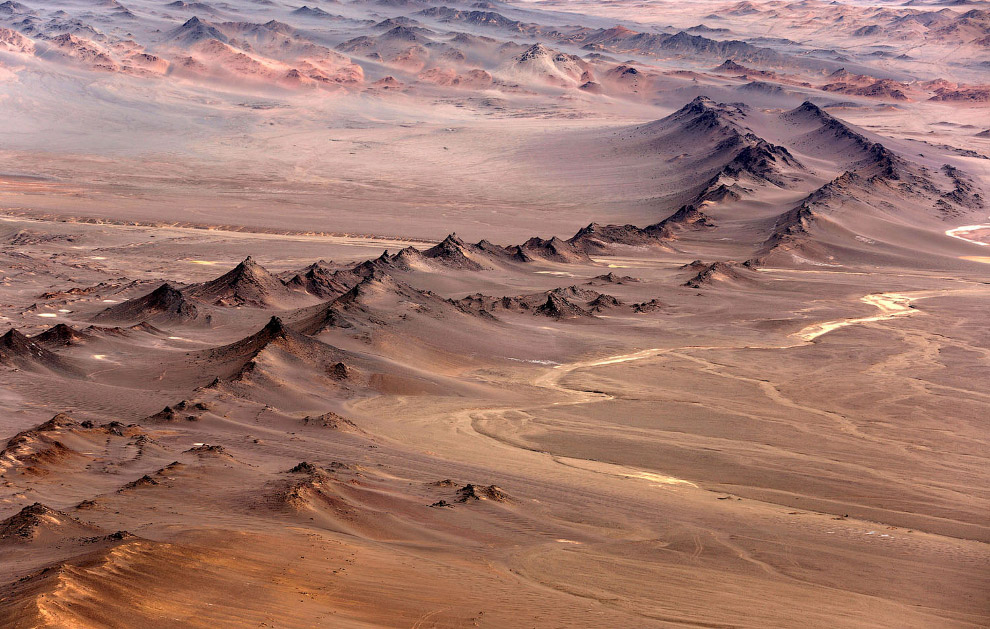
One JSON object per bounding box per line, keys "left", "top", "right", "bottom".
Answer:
{"left": 92, "top": 283, "right": 198, "bottom": 323}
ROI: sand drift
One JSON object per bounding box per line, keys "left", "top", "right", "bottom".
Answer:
{"left": 945, "top": 223, "right": 990, "bottom": 247}
{"left": 795, "top": 292, "right": 925, "bottom": 342}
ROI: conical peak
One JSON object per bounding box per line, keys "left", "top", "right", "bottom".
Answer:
{"left": 41, "top": 412, "right": 78, "bottom": 429}
{"left": 224, "top": 256, "right": 279, "bottom": 284}
{"left": 150, "top": 282, "right": 181, "bottom": 297}
{"left": 34, "top": 323, "right": 85, "bottom": 345}
{"left": 261, "top": 315, "right": 289, "bottom": 337}
{"left": 523, "top": 43, "right": 552, "bottom": 56}
{"left": 1, "top": 328, "right": 28, "bottom": 345}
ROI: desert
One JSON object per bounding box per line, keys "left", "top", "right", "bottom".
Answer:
{"left": 0, "top": 0, "right": 988, "bottom": 626}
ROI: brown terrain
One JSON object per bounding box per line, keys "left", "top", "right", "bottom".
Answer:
{"left": 0, "top": 0, "right": 988, "bottom": 626}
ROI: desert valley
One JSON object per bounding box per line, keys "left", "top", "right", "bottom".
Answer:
{"left": 0, "top": 0, "right": 988, "bottom": 626}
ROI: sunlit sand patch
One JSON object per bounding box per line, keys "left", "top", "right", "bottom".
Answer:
{"left": 534, "top": 271, "right": 574, "bottom": 277}
{"left": 188, "top": 260, "right": 220, "bottom": 265}
{"left": 57, "top": 309, "right": 71, "bottom": 313}
{"left": 37, "top": 313, "right": 57, "bottom": 318}
{"left": 945, "top": 223, "right": 990, "bottom": 246}
{"left": 961, "top": 256, "right": 990, "bottom": 264}
{"left": 553, "top": 456, "right": 697, "bottom": 489}
{"left": 577, "top": 348, "right": 663, "bottom": 369}
{"left": 102, "top": 299, "right": 117, "bottom": 303}
{"left": 92, "top": 354, "right": 107, "bottom": 360}
{"left": 624, "top": 471, "right": 698, "bottom": 488}
{"left": 532, "top": 349, "right": 664, "bottom": 404}
{"left": 590, "top": 258, "right": 655, "bottom": 268}
{"left": 795, "top": 293, "right": 924, "bottom": 342}
{"left": 506, "top": 357, "right": 560, "bottom": 365}
{"left": 90, "top": 256, "right": 107, "bottom": 260}
{"left": 555, "top": 539, "right": 582, "bottom": 544}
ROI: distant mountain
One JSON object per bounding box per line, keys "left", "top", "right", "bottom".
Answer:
{"left": 165, "top": 16, "right": 228, "bottom": 45}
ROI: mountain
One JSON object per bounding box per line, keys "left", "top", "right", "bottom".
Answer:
{"left": 31, "top": 324, "right": 93, "bottom": 347}
{"left": 683, "top": 261, "right": 754, "bottom": 288}
{"left": 658, "top": 204, "right": 717, "bottom": 231}
{"left": 534, "top": 291, "right": 594, "bottom": 319}
{"left": 0, "top": 329, "right": 80, "bottom": 374}
{"left": 566, "top": 222, "right": 673, "bottom": 255}
{"left": 514, "top": 236, "right": 591, "bottom": 263}
{"left": 633, "top": 97, "right": 807, "bottom": 206}
{"left": 165, "top": 16, "right": 228, "bottom": 45}
{"left": 289, "top": 270, "right": 468, "bottom": 335}
{"left": 0, "top": 27, "right": 34, "bottom": 53}
{"left": 290, "top": 6, "right": 338, "bottom": 19}
{"left": 781, "top": 101, "right": 904, "bottom": 169}
{"left": 0, "top": 1, "right": 35, "bottom": 16}
{"left": 0, "top": 502, "right": 101, "bottom": 544}
{"left": 500, "top": 43, "right": 591, "bottom": 86}
{"left": 47, "top": 33, "right": 119, "bottom": 72}
{"left": 92, "top": 283, "right": 199, "bottom": 324}
{"left": 421, "top": 234, "right": 488, "bottom": 270}
{"left": 752, "top": 141, "right": 985, "bottom": 266}
{"left": 285, "top": 262, "right": 353, "bottom": 299}
{"left": 340, "top": 233, "right": 598, "bottom": 277}
{"left": 0, "top": 413, "right": 83, "bottom": 476}
{"left": 201, "top": 316, "right": 355, "bottom": 385}
{"left": 456, "top": 284, "right": 620, "bottom": 320}
{"left": 569, "top": 27, "right": 789, "bottom": 66}
{"left": 183, "top": 257, "right": 299, "bottom": 308}
{"left": 566, "top": 204, "right": 714, "bottom": 254}
{"left": 416, "top": 7, "right": 528, "bottom": 31}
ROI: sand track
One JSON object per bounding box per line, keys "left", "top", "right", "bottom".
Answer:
{"left": 794, "top": 292, "right": 928, "bottom": 342}
{"left": 451, "top": 283, "right": 987, "bottom": 542}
